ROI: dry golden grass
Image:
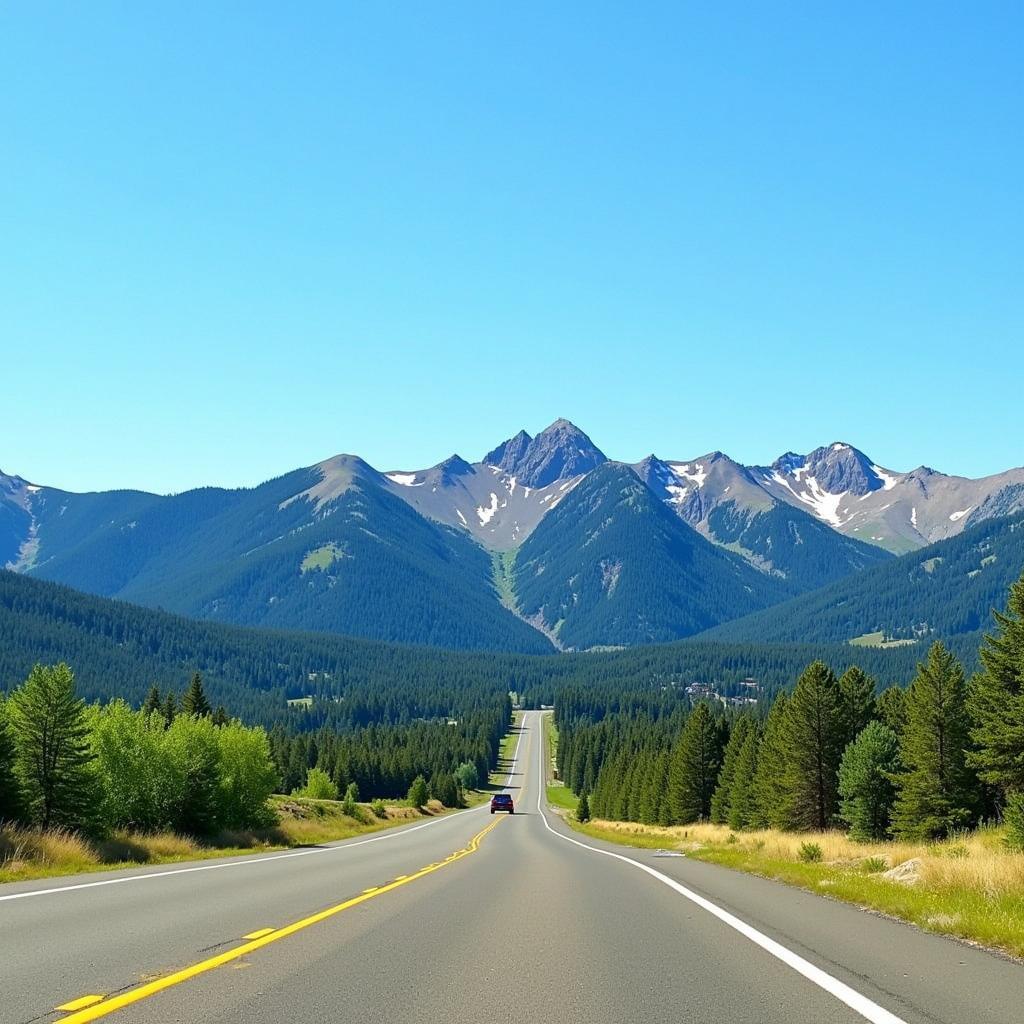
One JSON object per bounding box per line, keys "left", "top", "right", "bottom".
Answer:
{"left": 0, "top": 797, "right": 456, "bottom": 884}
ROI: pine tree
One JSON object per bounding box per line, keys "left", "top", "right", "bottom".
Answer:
{"left": 142, "top": 685, "right": 162, "bottom": 717}
{"left": 838, "top": 666, "right": 876, "bottom": 747}
{"left": 668, "top": 703, "right": 722, "bottom": 824}
{"left": 891, "top": 642, "right": 977, "bottom": 840}
{"left": 711, "top": 716, "right": 753, "bottom": 824}
{"left": 967, "top": 573, "right": 1024, "bottom": 801}
{"left": 577, "top": 791, "right": 591, "bottom": 822}
{"left": 727, "top": 727, "right": 760, "bottom": 831}
{"left": 7, "top": 663, "right": 96, "bottom": 829}
{"left": 876, "top": 685, "right": 908, "bottom": 738}
{"left": 0, "top": 696, "right": 25, "bottom": 824}
{"left": 181, "top": 673, "right": 212, "bottom": 718}
{"left": 838, "top": 722, "right": 900, "bottom": 841}
{"left": 162, "top": 692, "right": 177, "bottom": 725}
{"left": 780, "top": 661, "right": 844, "bottom": 831}
{"left": 212, "top": 706, "right": 229, "bottom": 726}
{"left": 751, "top": 692, "right": 789, "bottom": 829}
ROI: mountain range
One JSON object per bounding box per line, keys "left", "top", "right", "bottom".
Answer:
{"left": 4, "top": 419, "right": 1024, "bottom": 651}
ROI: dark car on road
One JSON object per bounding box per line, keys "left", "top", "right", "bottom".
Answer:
{"left": 490, "top": 793, "right": 514, "bottom": 814}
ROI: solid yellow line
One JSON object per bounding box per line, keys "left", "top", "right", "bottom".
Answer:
{"left": 56, "top": 996, "right": 105, "bottom": 1012}
{"left": 57, "top": 816, "right": 505, "bottom": 1024}
{"left": 241, "top": 928, "right": 274, "bottom": 940}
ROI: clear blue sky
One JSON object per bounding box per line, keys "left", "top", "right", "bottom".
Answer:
{"left": 3, "top": 4, "right": 1021, "bottom": 494}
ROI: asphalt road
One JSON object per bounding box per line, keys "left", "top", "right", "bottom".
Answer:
{"left": 3, "top": 710, "right": 1022, "bottom": 1024}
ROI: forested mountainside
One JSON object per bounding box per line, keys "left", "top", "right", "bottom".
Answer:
{"left": 0, "top": 572, "right": 981, "bottom": 731}
{"left": 20, "top": 463, "right": 551, "bottom": 654}
{"left": 513, "top": 463, "right": 789, "bottom": 647}
{"left": 701, "top": 513, "right": 1024, "bottom": 646}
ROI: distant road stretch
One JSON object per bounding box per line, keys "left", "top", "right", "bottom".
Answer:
{"left": 3, "top": 711, "right": 1022, "bottom": 1024}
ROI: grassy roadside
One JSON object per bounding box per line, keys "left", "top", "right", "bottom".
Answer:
{"left": 540, "top": 713, "right": 576, "bottom": 812}
{"left": 540, "top": 710, "right": 1024, "bottom": 958}
{"left": 488, "top": 711, "right": 522, "bottom": 788}
{"left": 0, "top": 794, "right": 467, "bottom": 886}
{"left": 568, "top": 818, "right": 1024, "bottom": 959}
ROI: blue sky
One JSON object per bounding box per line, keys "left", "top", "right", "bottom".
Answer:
{"left": 3, "top": 4, "right": 1021, "bottom": 493}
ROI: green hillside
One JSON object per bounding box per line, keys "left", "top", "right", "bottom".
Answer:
{"left": 699, "top": 513, "right": 1024, "bottom": 645}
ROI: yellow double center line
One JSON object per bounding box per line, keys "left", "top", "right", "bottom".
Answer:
{"left": 58, "top": 814, "right": 506, "bottom": 1023}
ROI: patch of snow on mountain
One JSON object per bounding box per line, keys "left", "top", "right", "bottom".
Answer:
{"left": 456, "top": 509, "right": 468, "bottom": 526}
{"left": 950, "top": 507, "right": 973, "bottom": 522}
{"left": 559, "top": 480, "right": 573, "bottom": 491}
{"left": 524, "top": 487, "right": 531, "bottom": 499}
{"left": 476, "top": 493, "right": 500, "bottom": 525}
{"left": 792, "top": 466, "right": 807, "bottom": 482}
{"left": 871, "top": 465, "right": 897, "bottom": 490}
{"left": 386, "top": 473, "right": 420, "bottom": 486}
{"left": 832, "top": 443, "right": 849, "bottom": 451}
{"left": 671, "top": 463, "right": 707, "bottom": 488}
{"left": 26, "top": 485, "right": 41, "bottom": 493}
{"left": 665, "top": 484, "right": 688, "bottom": 505}
{"left": 775, "top": 470, "right": 848, "bottom": 527}
{"left": 508, "top": 476, "right": 517, "bottom": 495}
{"left": 911, "top": 507, "right": 917, "bottom": 527}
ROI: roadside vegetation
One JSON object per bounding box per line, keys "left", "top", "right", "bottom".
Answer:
{"left": 0, "top": 665, "right": 508, "bottom": 884}
{"left": 548, "top": 571, "right": 1024, "bottom": 957}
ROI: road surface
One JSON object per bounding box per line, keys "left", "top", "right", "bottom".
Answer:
{"left": 2, "top": 711, "right": 1022, "bottom": 1024}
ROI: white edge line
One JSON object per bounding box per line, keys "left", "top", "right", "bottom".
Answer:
{"left": 533, "top": 712, "right": 908, "bottom": 1024}
{"left": 0, "top": 714, "right": 526, "bottom": 904}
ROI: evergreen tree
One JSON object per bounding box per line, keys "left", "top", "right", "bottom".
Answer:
{"left": 751, "top": 692, "right": 789, "bottom": 829}
{"left": 780, "top": 661, "right": 844, "bottom": 830}
{"left": 212, "top": 706, "right": 229, "bottom": 727}
{"left": 711, "top": 716, "right": 754, "bottom": 824}
{"left": 876, "top": 685, "right": 908, "bottom": 738}
{"left": 8, "top": 663, "right": 96, "bottom": 829}
{"left": 727, "top": 727, "right": 760, "bottom": 831}
{"left": 0, "top": 696, "right": 25, "bottom": 824}
{"left": 162, "top": 692, "right": 177, "bottom": 725}
{"left": 407, "top": 774, "right": 429, "bottom": 809}
{"left": 668, "top": 703, "right": 722, "bottom": 824}
{"left": 967, "top": 573, "right": 1024, "bottom": 802}
{"left": 838, "top": 722, "right": 900, "bottom": 841}
{"left": 181, "top": 673, "right": 212, "bottom": 718}
{"left": 891, "top": 642, "right": 977, "bottom": 840}
{"left": 142, "top": 685, "right": 162, "bottom": 717}
{"left": 577, "top": 791, "right": 590, "bottom": 822}
{"left": 838, "top": 666, "right": 877, "bottom": 747}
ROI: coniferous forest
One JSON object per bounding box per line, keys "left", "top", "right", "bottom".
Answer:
{"left": 555, "top": 571, "right": 1024, "bottom": 848}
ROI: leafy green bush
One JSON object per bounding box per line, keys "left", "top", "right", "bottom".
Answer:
{"left": 370, "top": 799, "right": 387, "bottom": 819}
{"left": 862, "top": 856, "right": 888, "bottom": 873}
{"left": 294, "top": 768, "right": 338, "bottom": 802}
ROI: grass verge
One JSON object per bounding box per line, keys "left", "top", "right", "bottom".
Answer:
{"left": 565, "top": 817, "right": 1024, "bottom": 959}
{"left": 0, "top": 795, "right": 456, "bottom": 885}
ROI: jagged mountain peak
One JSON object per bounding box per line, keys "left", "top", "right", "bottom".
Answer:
{"left": 482, "top": 418, "right": 606, "bottom": 489}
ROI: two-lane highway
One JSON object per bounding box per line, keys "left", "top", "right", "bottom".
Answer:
{"left": 3, "top": 712, "right": 1022, "bottom": 1023}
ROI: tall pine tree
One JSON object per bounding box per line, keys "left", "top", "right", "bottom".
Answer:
{"left": 0, "top": 695, "right": 25, "bottom": 824}
{"left": 967, "top": 573, "right": 1024, "bottom": 802}
{"left": 668, "top": 703, "right": 722, "bottom": 824}
{"left": 838, "top": 666, "right": 877, "bottom": 747}
{"left": 8, "top": 663, "right": 95, "bottom": 829}
{"left": 891, "top": 642, "right": 977, "bottom": 840}
{"left": 751, "top": 692, "right": 789, "bottom": 829}
{"left": 181, "top": 673, "right": 212, "bottom": 718}
{"left": 727, "top": 727, "right": 760, "bottom": 831}
{"left": 711, "top": 715, "right": 754, "bottom": 824}
{"left": 780, "top": 661, "right": 844, "bottom": 831}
